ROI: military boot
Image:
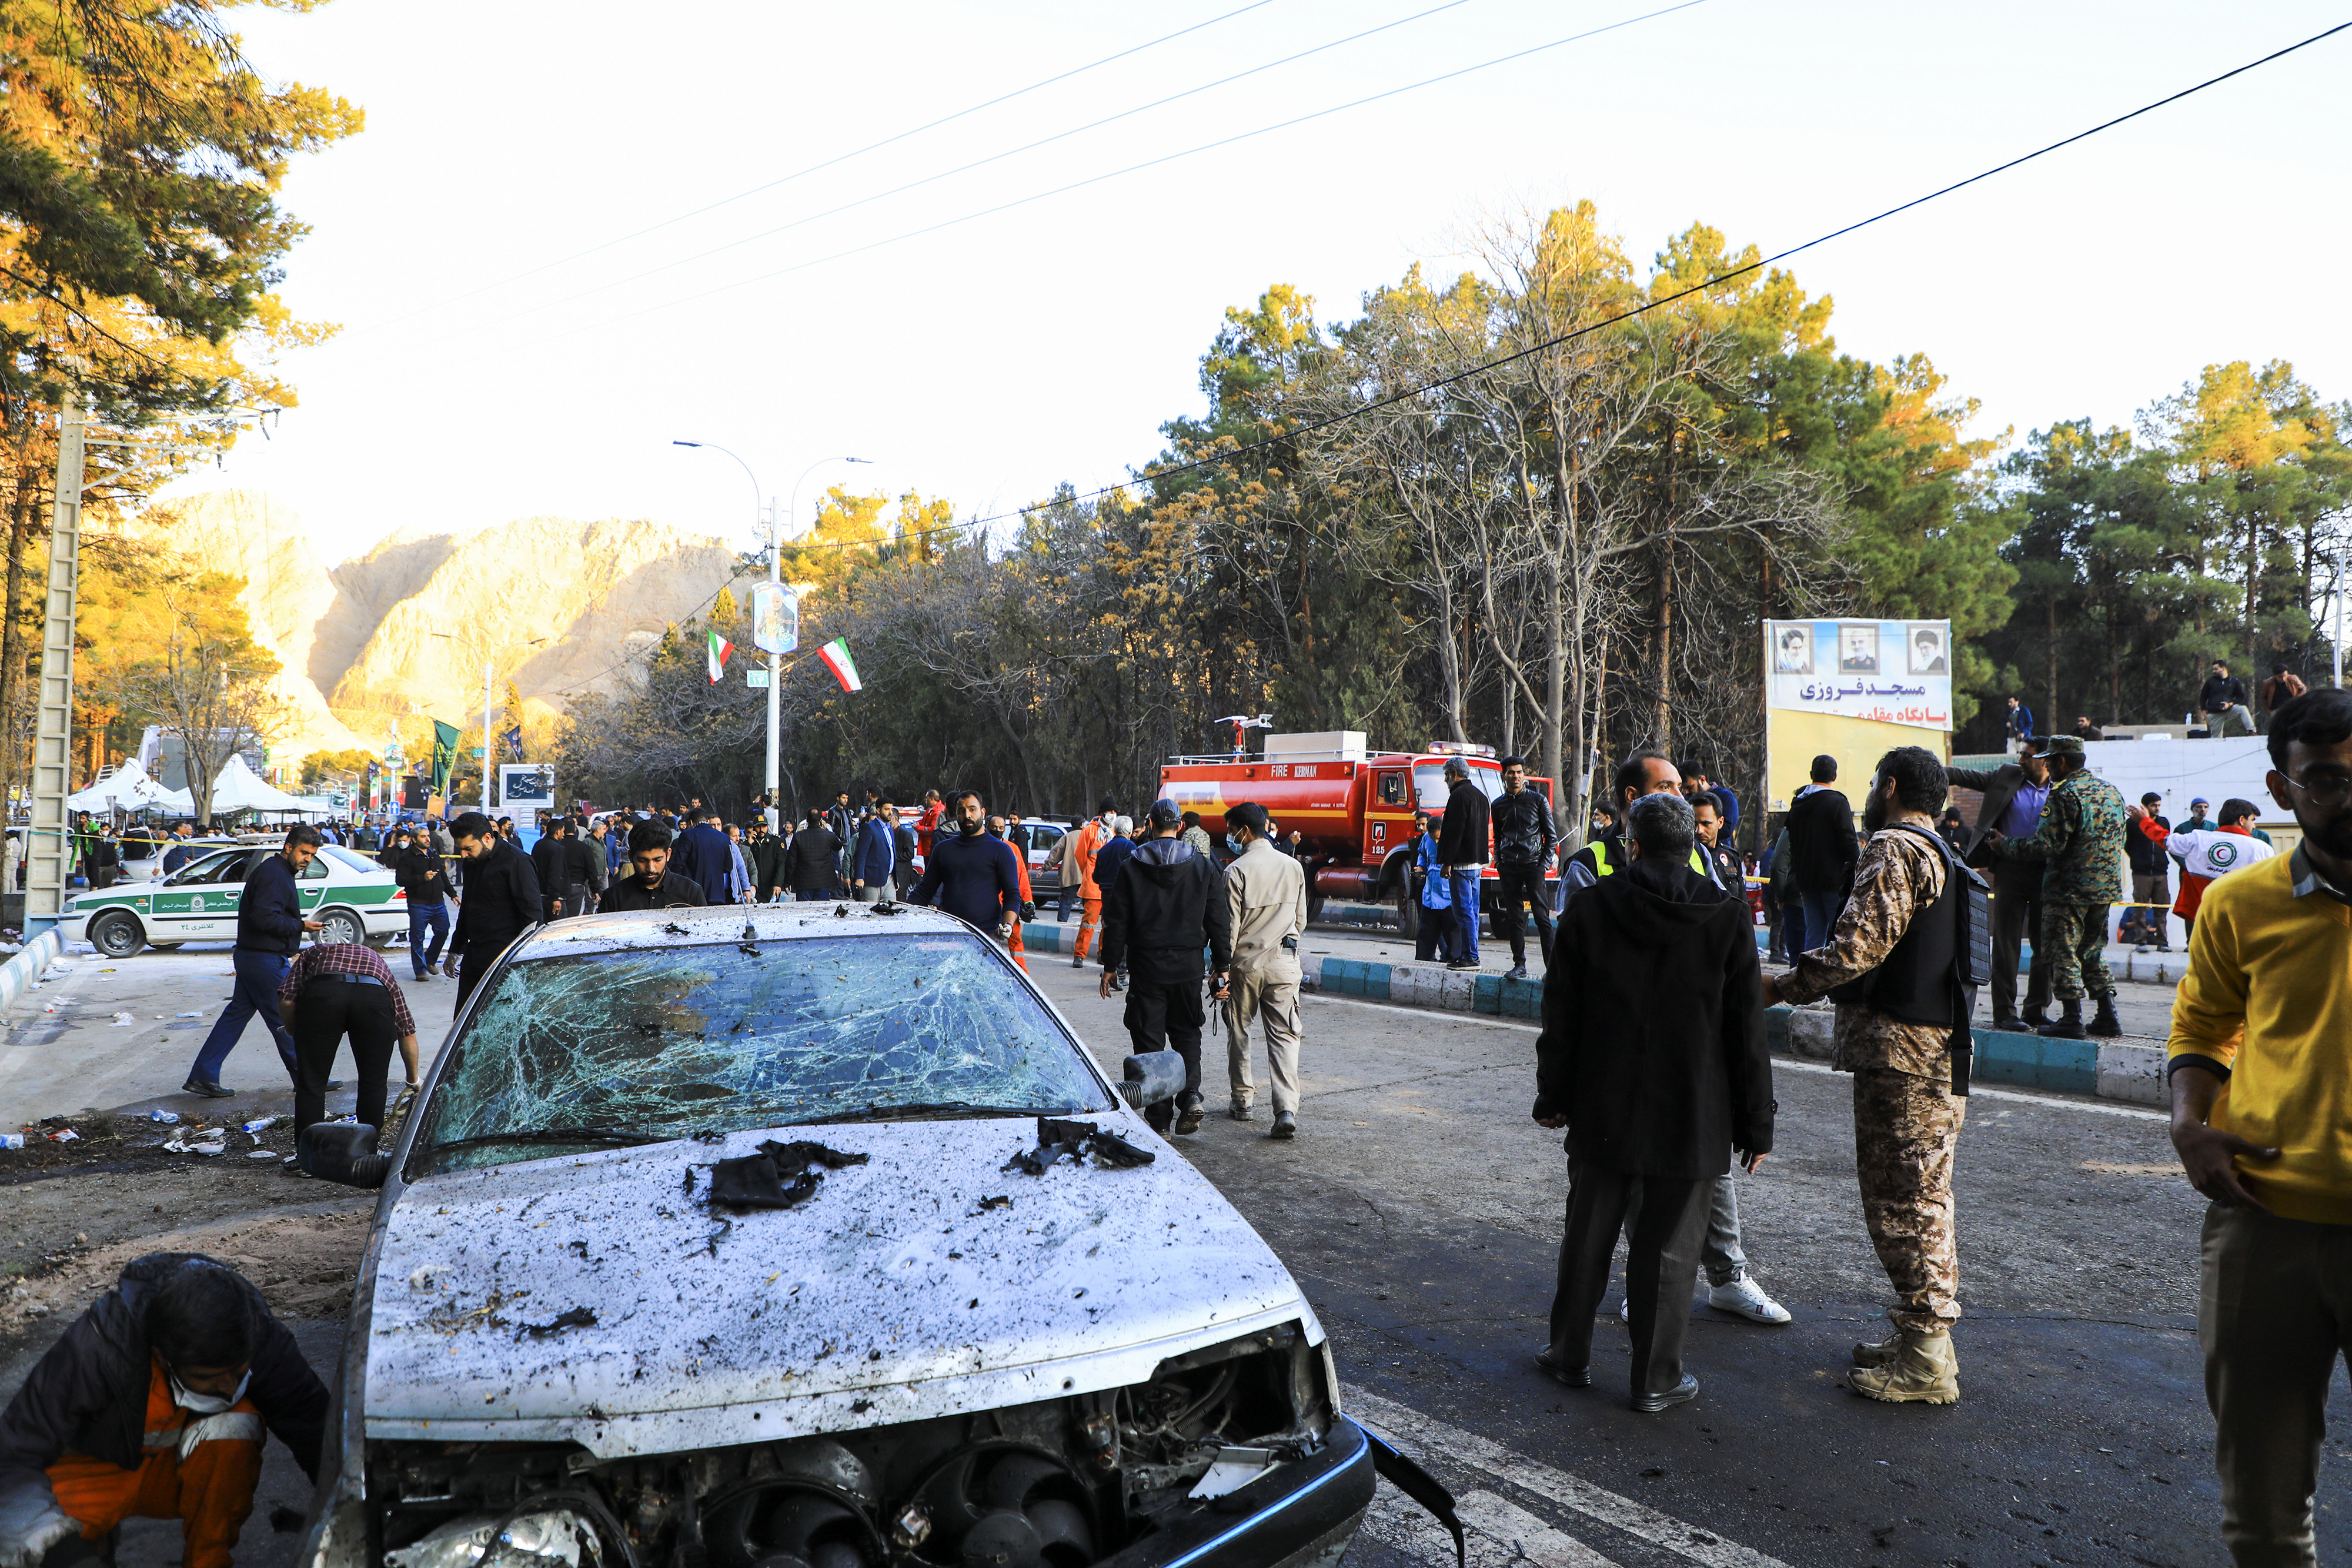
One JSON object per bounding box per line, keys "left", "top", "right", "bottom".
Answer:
{"left": 2037, "top": 999, "right": 2086, "bottom": 1039}
{"left": 1847, "top": 1329, "right": 1959, "bottom": 1405}
{"left": 2086, "top": 989, "right": 2123, "bottom": 1038}
{"left": 1852, "top": 1325, "right": 1905, "bottom": 1368}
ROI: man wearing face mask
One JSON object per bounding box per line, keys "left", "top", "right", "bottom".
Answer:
{"left": 0, "top": 1255, "right": 328, "bottom": 1568}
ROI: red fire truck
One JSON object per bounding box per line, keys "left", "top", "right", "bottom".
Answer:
{"left": 1158, "top": 731, "right": 1555, "bottom": 936}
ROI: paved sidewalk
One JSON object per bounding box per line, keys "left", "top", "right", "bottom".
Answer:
{"left": 1, "top": 940, "right": 455, "bottom": 1131}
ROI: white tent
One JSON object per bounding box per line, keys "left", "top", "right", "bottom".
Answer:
{"left": 205, "top": 753, "right": 317, "bottom": 816}
{"left": 66, "top": 758, "right": 196, "bottom": 815}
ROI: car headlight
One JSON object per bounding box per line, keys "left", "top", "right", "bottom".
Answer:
{"left": 383, "top": 1510, "right": 593, "bottom": 1568}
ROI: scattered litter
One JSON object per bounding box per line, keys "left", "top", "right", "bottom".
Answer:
{"left": 110, "top": 1012, "right": 135, "bottom": 1027}
{"left": 47, "top": 1128, "right": 79, "bottom": 1144}
{"left": 175, "top": 1012, "right": 203, "bottom": 1019}
{"left": 163, "top": 1131, "right": 229, "bottom": 1156}
{"left": 242, "top": 1116, "right": 280, "bottom": 1134}
{"left": 149, "top": 1109, "right": 181, "bottom": 1124}
{"left": 0, "top": 1134, "right": 23, "bottom": 1150}
{"left": 1003, "top": 1117, "right": 1155, "bottom": 1176}
{"left": 409, "top": 1264, "right": 452, "bottom": 1292}
{"left": 707, "top": 1140, "right": 870, "bottom": 1211}
{"left": 246, "top": 1149, "right": 278, "bottom": 1160}
{"left": 973, "top": 1194, "right": 1013, "bottom": 1213}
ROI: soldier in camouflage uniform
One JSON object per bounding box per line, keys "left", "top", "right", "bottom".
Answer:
{"left": 1766, "top": 745, "right": 1966, "bottom": 1405}
{"left": 1989, "top": 735, "right": 2128, "bottom": 1040}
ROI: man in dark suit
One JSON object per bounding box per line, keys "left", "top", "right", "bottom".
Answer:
{"left": 1783, "top": 755, "right": 1859, "bottom": 954}
{"left": 1945, "top": 743, "right": 2053, "bottom": 1029}
{"left": 445, "top": 811, "right": 542, "bottom": 1007}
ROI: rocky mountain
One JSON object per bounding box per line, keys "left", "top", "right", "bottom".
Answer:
{"left": 130, "top": 491, "right": 744, "bottom": 758}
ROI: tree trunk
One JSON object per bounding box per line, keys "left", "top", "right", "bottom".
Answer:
{"left": 1651, "top": 536, "right": 1675, "bottom": 750}
{"left": 2046, "top": 597, "right": 2059, "bottom": 735}
{"left": 0, "top": 463, "right": 39, "bottom": 799}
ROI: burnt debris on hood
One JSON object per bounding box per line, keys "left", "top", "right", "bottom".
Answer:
{"left": 707, "top": 1139, "right": 872, "bottom": 1211}
{"left": 1002, "top": 1116, "right": 1156, "bottom": 1176}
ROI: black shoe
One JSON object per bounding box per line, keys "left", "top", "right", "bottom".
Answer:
{"left": 182, "top": 1077, "right": 235, "bottom": 1099}
{"left": 1631, "top": 1373, "right": 1700, "bottom": 1413}
{"left": 1504, "top": 964, "right": 1529, "bottom": 982}
{"left": 1172, "top": 1104, "right": 1204, "bottom": 1135}
{"left": 2037, "top": 1000, "right": 2087, "bottom": 1039}
{"left": 1990, "top": 1015, "right": 2026, "bottom": 1033}
{"left": 2020, "top": 1008, "right": 2052, "bottom": 1031}
{"left": 1533, "top": 1348, "right": 1591, "bottom": 1388}
{"left": 2087, "top": 990, "right": 2124, "bottom": 1038}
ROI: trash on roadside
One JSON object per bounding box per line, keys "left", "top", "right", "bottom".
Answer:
{"left": 0, "top": 1134, "right": 24, "bottom": 1150}
{"left": 241, "top": 1115, "right": 280, "bottom": 1134}
{"left": 149, "top": 1109, "right": 181, "bottom": 1125}
{"left": 110, "top": 1012, "right": 135, "bottom": 1027}
{"left": 246, "top": 1149, "right": 278, "bottom": 1160}
{"left": 163, "top": 1131, "right": 228, "bottom": 1156}
{"left": 48, "top": 1128, "right": 79, "bottom": 1143}
{"left": 175, "top": 1012, "right": 203, "bottom": 1019}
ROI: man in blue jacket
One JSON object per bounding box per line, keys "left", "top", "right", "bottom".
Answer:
{"left": 182, "top": 827, "right": 325, "bottom": 1098}
{"left": 908, "top": 791, "right": 1024, "bottom": 935}
{"left": 851, "top": 801, "right": 898, "bottom": 904}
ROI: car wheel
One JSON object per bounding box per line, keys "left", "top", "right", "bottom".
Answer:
{"left": 1395, "top": 883, "right": 1420, "bottom": 941}
{"left": 89, "top": 910, "right": 145, "bottom": 958}
{"left": 318, "top": 910, "right": 366, "bottom": 945}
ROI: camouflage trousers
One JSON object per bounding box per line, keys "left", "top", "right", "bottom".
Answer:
{"left": 2040, "top": 900, "right": 2114, "bottom": 1001}
{"left": 1854, "top": 1067, "right": 1966, "bottom": 1333}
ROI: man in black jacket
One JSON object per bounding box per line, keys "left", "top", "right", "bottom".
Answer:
{"left": 2121, "top": 791, "right": 2171, "bottom": 951}
{"left": 750, "top": 821, "right": 787, "bottom": 904}
{"left": 2198, "top": 659, "right": 2254, "bottom": 737}
{"left": 1434, "top": 760, "right": 1491, "bottom": 971}
{"left": 386, "top": 828, "right": 453, "bottom": 981}
{"left": 1783, "top": 755, "right": 1859, "bottom": 954}
{"left": 1491, "top": 755, "right": 1557, "bottom": 981}
{"left": 0, "top": 1255, "right": 328, "bottom": 1568}
{"left": 1532, "top": 791, "right": 1772, "bottom": 1414}
{"left": 1945, "top": 744, "right": 2053, "bottom": 1029}
{"left": 444, "top": 811, "right": 541, "bottom": 1007}
{"left": 600, "top": 823, "right": 710, "bottom": 912}
{"left": 529, "top": 820, "right": 567, "bottom": 920}
{"left": 183, "top": 826, "right": 326, "bottom": 1098}
{"left": 789, "top": 817, "right": 841, "bottom": 900}
{"left": 1100, "top": 799, "right": 1233, "bottom": 1136}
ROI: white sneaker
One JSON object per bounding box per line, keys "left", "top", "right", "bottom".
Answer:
{"left": 1707, "top": 1276, "right": 1792, "bottom": 1323}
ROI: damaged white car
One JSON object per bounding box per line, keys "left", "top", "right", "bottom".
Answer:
{"left": 297, "top": 905, "right": 1459, "bottom": 1568}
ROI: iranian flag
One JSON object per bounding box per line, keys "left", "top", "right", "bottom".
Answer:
{"left": 818, "top": 637, "right": 863, "bottom": 693}
{"left": 707, "top": 629, "right": 731, "bottom": 684}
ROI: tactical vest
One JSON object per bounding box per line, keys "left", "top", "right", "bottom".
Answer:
{"left": 1833, "top": 824, "right": 1989, "bottom": 1028}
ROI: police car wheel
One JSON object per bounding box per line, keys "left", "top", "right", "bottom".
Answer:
{"left": 318, "top": 910, "right": 365, "bottom": 945}
{"left": 89, "top": 910, "right": 144, "bottom": 958}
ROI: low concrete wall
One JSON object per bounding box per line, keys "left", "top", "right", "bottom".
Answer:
{"left": 0, "top": 928, "right": 64, "bottom": 1016}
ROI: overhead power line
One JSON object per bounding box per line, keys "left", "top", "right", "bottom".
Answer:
{"left": 473, "top": 0, "right": 1472, "bottom": 333}
{"left": 539, "top": 0, "right": 1713, "bottom": 345}
{"left": 351, "top": 0, "right": 1281, "bottom": 336}
{"left": 746, "top": 16, "right": 2352, "bottom": 556}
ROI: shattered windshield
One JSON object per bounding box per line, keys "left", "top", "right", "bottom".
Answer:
{"left": 410, "top": 933, "right": 1108, "bottom": 1175}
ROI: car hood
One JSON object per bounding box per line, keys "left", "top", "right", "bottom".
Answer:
{"left": 362, "top": 1116, "right": 1315, "bottom": 1456}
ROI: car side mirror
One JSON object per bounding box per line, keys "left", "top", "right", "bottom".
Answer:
{"left": 299, "top": 1121, "right": 392, "bottom": 1188}
{"left": 1120, "top": 1050, "right": 1185, "bottom": 1110}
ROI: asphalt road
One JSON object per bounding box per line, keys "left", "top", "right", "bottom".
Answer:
{"left": 1027, "top": 959, "right": 2347, "bottom": 1568}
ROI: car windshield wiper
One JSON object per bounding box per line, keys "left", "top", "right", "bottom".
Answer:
{"left": 427, "top": 1125, "right": 671, "bottom": 1154}
{"left": 794, "top": 1101, "right": 1079, "bottom": 1125}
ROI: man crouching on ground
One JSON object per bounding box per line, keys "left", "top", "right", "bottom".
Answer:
{"left": 0, "top": 1254, "right": 328, "bottom": 1568}
{"left": 1532, "top": 791, "right": 1774, "bottom": 1414}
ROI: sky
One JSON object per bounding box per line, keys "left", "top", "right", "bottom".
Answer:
{"left": 165, "top": 0, "right": 2352, "bottom": 566}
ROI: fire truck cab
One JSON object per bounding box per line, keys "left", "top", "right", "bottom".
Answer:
{"left": 1159, "top": 731, "right": 1555, "bottom": 935}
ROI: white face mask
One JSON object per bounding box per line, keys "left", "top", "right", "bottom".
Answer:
{"left": 169, "top": 1370, "right": 250, "bottom": 1415}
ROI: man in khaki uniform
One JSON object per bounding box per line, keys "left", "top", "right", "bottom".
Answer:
{"left": 1766, "top": 745, "right": 1976, "bottom": 1405}
{"left": 1221, "top": 801, "right": 1308, "bottom": 1139}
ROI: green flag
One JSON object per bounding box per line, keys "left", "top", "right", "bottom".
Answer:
{"left": 431, "top": 720, "right": 461, "bottom": 799}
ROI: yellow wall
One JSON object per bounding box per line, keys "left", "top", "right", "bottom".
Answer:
{"left": 1765, "top": 711, "right": 1952, "bottom": 813}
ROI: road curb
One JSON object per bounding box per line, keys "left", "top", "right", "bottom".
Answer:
{"left": 0, "top": 928, "right": 64, "bottom": 1015}
{"left": 1021, "top": 916, "right": 2164, "bottom": 1107}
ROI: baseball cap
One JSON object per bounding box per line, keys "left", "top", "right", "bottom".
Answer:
{"left": 1148, "top": 798, "right": 1184, "bottom": 830}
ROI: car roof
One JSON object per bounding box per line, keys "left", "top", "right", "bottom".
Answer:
{"left": 505, "top": 900, "right": 976, "bottom": 959}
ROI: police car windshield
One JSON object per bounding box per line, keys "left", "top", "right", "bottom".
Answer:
{"left": 1414, "top": 763, "right": 1502, "bottom": 811}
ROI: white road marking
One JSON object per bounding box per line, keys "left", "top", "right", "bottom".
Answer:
{"left": 1303, "top": 994, "right": 2167, "bottom": 1121}
{"left": 1345, "top": 1385, "right": 1792, "bottom": 1568}
{"left": 1360, "top": 1484, "right": 1622, "bottom": 1568}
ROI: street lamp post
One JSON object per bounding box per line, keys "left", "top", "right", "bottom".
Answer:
{"left": 676, "top": 442, "right": 868, "bottom": 833}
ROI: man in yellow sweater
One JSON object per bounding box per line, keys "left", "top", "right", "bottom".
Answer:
{"left": 2167, "top": 687, "right": 2352, "bottom": 1567}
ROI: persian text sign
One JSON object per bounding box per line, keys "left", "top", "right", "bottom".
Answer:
{"left": 1765, "top": 618, "right": 1952, "bottom": 731}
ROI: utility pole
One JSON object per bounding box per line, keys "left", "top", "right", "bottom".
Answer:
{"left": 25, "top": 392, "right": 85, "bottom": 935}
{"left": 763, "top": 497, "right": 783, "bottom": 834}
{"left": 482, "top": 659, "right": 495, "bottom": 808}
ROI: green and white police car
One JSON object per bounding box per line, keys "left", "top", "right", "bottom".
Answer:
{"left": 61, "top": 843, "right": 409, "bottom": 958}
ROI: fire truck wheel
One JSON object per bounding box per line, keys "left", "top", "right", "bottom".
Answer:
{"left": 1395, "top": 884, "right": 1420, "bottom": 941}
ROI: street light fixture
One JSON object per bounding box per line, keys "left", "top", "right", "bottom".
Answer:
{"left": 675, "top": 442, "right": 871, "bottom": 831}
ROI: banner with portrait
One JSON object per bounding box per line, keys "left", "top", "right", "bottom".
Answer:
{"left": 1762, "top": 619, "right": 1953, "bottom": 813}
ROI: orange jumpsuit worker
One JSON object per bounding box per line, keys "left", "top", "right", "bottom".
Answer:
{"left": 989, "top": 817, "right": 1037, "bottom": 972}
{"left": 1071, "top": 798, "right": 1114, "bottom": 968}
{"left": 0, "top": 1255, "right": 328, "bottom": 1568}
